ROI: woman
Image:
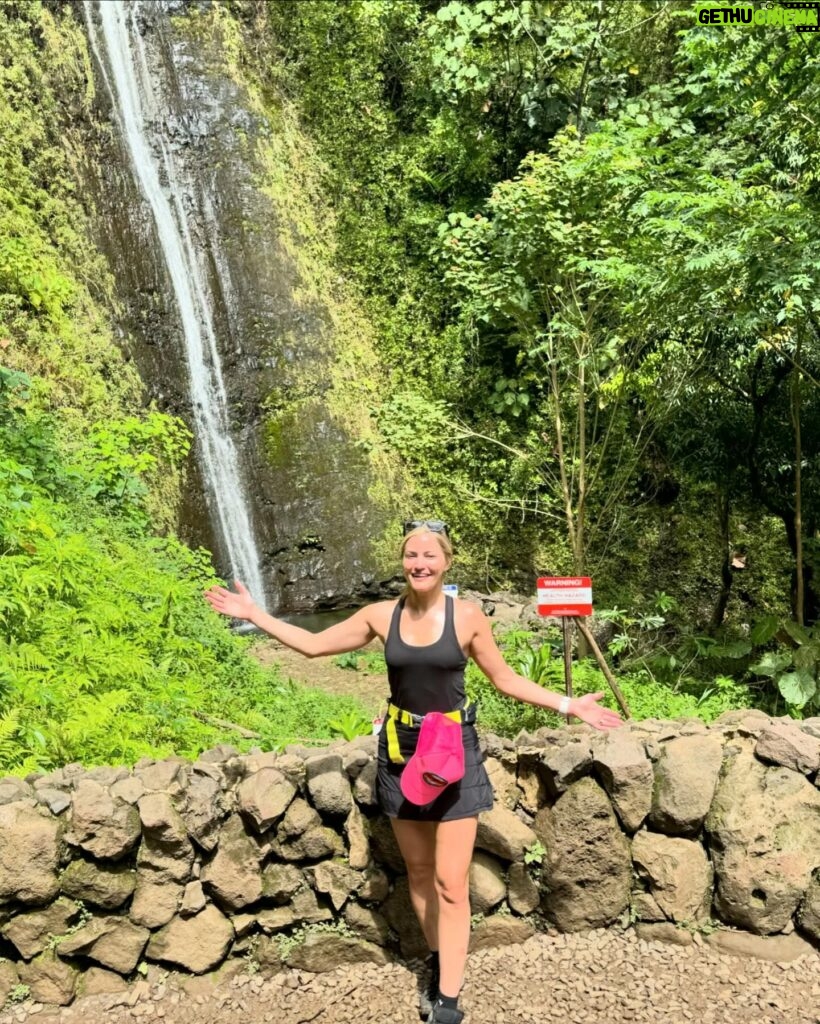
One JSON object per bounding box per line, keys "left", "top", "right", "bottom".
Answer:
{"left": 204, "top": 521, "right": 621, "bottom": 1024}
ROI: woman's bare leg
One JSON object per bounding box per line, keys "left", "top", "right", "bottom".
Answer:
{"left": 390, "top": 819, "right": 438, "bottom": 948}
{"left": 433, "top": 816, "right": 478, "bottom": 998}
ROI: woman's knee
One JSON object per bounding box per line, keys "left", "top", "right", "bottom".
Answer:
{"left": 406, "top": 858, "right": 436, "bottom": 889}
{"left": 434, "top": 872, "right": 469, "bottom": 906}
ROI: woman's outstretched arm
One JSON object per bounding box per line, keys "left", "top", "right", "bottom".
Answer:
{"left": 464, "top": 604, "right": 622, "bottom": 731}
{"left": 204, "top": 580, "right": 377, "bottom": 658}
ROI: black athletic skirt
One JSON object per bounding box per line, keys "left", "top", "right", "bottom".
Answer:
{"left": 376, "top": 720, "right": 494, "bottom": 821}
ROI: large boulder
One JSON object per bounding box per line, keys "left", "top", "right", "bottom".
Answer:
{"left": 59, "top": 859, "right": 136, "bottom": 910}
{"left": 305, "top": 752, "right": 354, "bottom": 818}
{"left": 65, "top": 780, "right": 140, "bottom": 860}
{"left": 305, "top": 860, "right": 362, "bottom": 911}
{"left": 129, "top": 878, "right": 183, "bottom": 929}
{"left": 535, "top": 777, "right": 631, "bottom": 931}
{"left": 2, "top": 898, "right": 82, "bottom": 960}
{"left": 631, "top": 830, "right": 712, "bottom": 923}
{"left": 237, "top": 768, "right": 296, "bottom": 832}
{"left": 0, "top": 802, "right": 62, "bottom": 905}
{"left": 506, "top": 862, "right": 540, "bottom": 915}
{"left": 755, "top": 721, "right": 820, "bottom": 775}
{"left": 145, "top": 904, "right": 234, "bottom": 974}
{"left": 706, "top": 744, "right": 820, "bottom": 933}
{"left": 475, "top": 805, "right": 538, "bottom": 862}
{"left": 200, "top": 814, "right": 263, "bottom": 910}
{"left": 538, "top": 739, "right": 593, "bottom": 798}
{"left": 649, "top": 735, "right": 723, "bottom": 836}
{"left": 468, "top": 915, "right": 535, "bottom": 951}
{"left": 176, "top": 771, "right": 229, "bottom": 851}
{"left": 592, "top": 730, "right": 653, "bottom": 833}
{"left": 469, "top": 851, "right": 507, "bottom": 915}
{"left": 17, "top": 949, "right": 77, "bottom": 1005}
{"left": 56, "top": 916, "right": 150, "bottom": 975}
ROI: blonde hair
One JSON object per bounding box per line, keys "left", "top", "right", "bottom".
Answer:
{"left": 399, "top": 527, "right": 453, "bottom": 599}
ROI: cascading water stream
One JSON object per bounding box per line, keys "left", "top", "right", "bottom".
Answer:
{"left": 84, "top": 0, "right": 266, "bottom": 603}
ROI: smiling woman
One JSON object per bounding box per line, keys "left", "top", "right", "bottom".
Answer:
{"left": 204, "top": 522, "right": 621, "bottom": 1023}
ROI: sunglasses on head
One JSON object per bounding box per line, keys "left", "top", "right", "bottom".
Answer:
{"left": 403, "top": 519, "right": 449, "bottom": 537}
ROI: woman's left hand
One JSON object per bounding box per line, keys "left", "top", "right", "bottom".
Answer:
{"left": 570, "top": 692, "right": 623, "bottom": 731}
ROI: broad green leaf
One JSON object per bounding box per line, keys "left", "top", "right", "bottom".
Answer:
{"left": 749, "top": 651, "right": 792, "bottom": 678}
{"left": 750, "top": 615, "right": 779, "bottom": 646}
{"left": 778, "top": 671, "right": 816, "bottom": 709}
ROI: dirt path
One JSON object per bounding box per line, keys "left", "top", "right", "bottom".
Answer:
{"left": 249, "top": 639, "right": 388, "bottom": 717}
{"left": 5, "top": 930, "right": 819, "bottom": 1024}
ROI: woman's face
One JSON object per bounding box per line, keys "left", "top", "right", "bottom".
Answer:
{"left": 402, "top": 531, "right": 450, "bottom": 593}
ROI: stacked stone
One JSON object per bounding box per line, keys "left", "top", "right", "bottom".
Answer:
{"left": 0, "top": 713, "right": 818, "bottom": 1007}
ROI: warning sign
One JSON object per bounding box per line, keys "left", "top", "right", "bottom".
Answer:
{"left": 536, "top": 577, "right": 592, "bottom": 617}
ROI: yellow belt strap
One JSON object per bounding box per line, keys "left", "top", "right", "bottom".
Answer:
{"left": 384, "top": 700, "right": 471, "bottom": 765}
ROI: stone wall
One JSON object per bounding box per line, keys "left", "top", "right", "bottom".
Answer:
{"left": 1, "top": 711, "right": 819, "bottom": 1006}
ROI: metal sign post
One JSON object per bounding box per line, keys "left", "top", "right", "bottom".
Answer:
{"left": 536, "top": 576, "right": 630, "bottom": 720}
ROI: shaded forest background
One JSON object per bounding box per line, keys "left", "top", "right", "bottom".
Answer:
{"left": 2, "top": 0, "right": 820, "bottom": 770}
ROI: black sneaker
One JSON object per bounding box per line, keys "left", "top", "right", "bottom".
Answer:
{"left": 417, "top": 955, "right": 440, "bottom": 1019}
{"left": 426, "top": 1001, "right": 464, "bottom": 1024}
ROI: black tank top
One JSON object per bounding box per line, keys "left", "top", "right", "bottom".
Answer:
{"left": 383, "top": 595, "right": 467, "bottom": 715}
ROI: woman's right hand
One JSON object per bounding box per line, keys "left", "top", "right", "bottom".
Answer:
{"left": 204, "top": 580, "right": 257, "bottom": 621}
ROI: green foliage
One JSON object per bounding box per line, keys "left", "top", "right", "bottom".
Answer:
{"left": 523, "top": 839, "right": 546, "bottom": 867}
{"left": 328, "top": 711, "right": 373, "bottom": 742}
{"left": 749, "top": 619, "right": 820, "bottom": 717}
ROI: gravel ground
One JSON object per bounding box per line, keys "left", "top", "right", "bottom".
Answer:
{"left": 3, "top": 929, "right": 819, "bottom": 1024}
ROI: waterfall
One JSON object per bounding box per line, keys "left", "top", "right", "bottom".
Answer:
{"left": 84, "top": 0, "right": 266, "bottom": 604}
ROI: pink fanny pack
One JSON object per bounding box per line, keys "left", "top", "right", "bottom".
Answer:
{"left": 400, "top": 712, "right": 465, "bottom": 805}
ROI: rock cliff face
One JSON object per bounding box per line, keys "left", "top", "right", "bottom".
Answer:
{"left": 1, "top": 713, "right": 818, "bottom": 1006}
{"left": 78, "top": 1, "right": 404, "bottom": 611}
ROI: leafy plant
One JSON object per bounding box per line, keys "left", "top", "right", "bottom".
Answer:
{"left": 749, "top": 620, "right": 820, "bottom": 717}
{"left": 332, "top": 651, "right": 361, "bottom": 671}
{"left": 328, "top": 711, "right": 373, "bottom": 742}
